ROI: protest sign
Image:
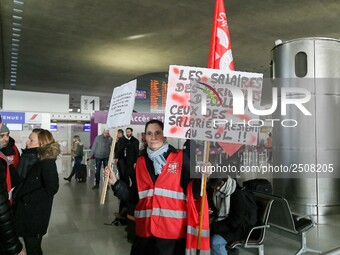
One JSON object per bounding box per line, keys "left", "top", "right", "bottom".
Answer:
{"left": 164, "top": 65, "right": 263, "bottom": 145}
{"left": 106, "top": 80, "right": 137, "bottom": 128}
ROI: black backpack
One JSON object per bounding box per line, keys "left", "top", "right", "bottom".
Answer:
{"left": 240, "top": 187, "right": 258, "bottom": 228}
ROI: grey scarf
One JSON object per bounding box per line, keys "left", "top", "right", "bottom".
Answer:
{"left": 147, "top": 142, "right": 169, "bottom": 175}
{"left": 213, "top": 176, "right": 237, "bottom": 221}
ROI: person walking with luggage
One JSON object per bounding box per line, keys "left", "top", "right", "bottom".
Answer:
{"left": 64, "top": 135, "right": 84, "bottom": 182}
{"left": 13, "top": 129, "right": 60, "bottom": 255}
{"left": 88, "top": 129, "right": 112, "bottom": 189}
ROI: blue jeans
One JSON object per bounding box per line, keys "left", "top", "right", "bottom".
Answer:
{"left": 95, "top": 158, "right": 108, "bottom": 185}
{"left": 74, "top": 155, "right": 83, "bottom": 173}
{"left": 211, "top": 234, "right": 228, "bottom": 255}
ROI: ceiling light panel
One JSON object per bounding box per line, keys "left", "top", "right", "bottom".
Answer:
{"left": 13, "top": 0, "right": 24, "bottom": 5}
{"left": 13, "top": 8, "right": 23, "bottom": 13}
{"left": 13, "top": 15, "right": 22, "bottom": 20}
{"left": 9, "top": 0, "right": 24, "bottom": 88}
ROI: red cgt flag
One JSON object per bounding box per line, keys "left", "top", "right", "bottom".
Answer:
{"left": 208, "top": 0, "right": 241, "bottom": 156}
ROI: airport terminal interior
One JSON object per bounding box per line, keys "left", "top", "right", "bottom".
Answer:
{"left": 1, "top": 0, "right": 340, "bottom": 254}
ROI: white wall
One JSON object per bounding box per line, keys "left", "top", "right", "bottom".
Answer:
{"left": 3, "top": 89, "right": 69, "bottom": 113}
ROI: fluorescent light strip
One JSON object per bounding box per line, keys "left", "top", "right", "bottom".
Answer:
{"left": 13, "top": 0, "right": 24, "bottom": 4}
{"left": 11, "top": 4, "right": 23, "bottom": 88}
{"left": 13, "top": 8, "right": 23, "bottom": 13}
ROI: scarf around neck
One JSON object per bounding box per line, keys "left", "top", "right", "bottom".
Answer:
{"left": 147, "top": 142, "right": 169, "bottom": 175}
{"left": 213, "top": 176, "right": 237, "bottom": 221}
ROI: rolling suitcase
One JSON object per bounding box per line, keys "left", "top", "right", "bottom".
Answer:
{"left": 75, "top": 164, "right": 87, "bottom": 182}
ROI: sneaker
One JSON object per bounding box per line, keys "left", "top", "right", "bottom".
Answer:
{"left": 92, "top": 184, "right": 99, "bottom": 189}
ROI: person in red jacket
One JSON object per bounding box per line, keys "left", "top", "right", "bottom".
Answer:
{"left": 0, "top": 123, "right": 20, "bottom": 170}
{"left": 104, "top": 120, "right": 210, "bottom": 255}
{"left": 0, "top": 150, "right": 26, "bottom": 255}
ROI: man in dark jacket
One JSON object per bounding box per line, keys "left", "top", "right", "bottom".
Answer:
{"left": 0, "top": 124, "right": 20, "bottom": 170}
{"left": 0, "top": 124, "right": 21, "bottom": 190}
{"left": 0, "top": 155, "right": 25, "bottom": 255}
{"left": 114, "top": 129, "right": 127, "bottom": 183}
{"left": 113, "top": 129, "right": 128, "bottom": 225}
{"left": 124, "top": 127, "right": 139, "bottom": 178}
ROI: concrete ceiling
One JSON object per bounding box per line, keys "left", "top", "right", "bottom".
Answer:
{"left": 0, "top": 0, "right": 339, "bottom": 111}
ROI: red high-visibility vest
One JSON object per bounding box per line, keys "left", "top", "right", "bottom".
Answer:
{"left": 185, "top": 181, "right": 210, "bottom": 255}
{"left": 134, "top": 150, "right": 187, "bottom": 239}
{"left": 0, "top": 152, "right": 12, "bottom": 202}
{"left": 10, "top": 145, "right": 21, "bottom": 169}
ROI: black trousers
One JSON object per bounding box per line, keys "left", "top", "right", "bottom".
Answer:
{"left": 130, "top": 236, "right": 185, "bottom": 255}
{"left": 23, "top": 236, "right": 43, "bottom": 255}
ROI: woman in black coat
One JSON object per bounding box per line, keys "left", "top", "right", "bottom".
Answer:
{"left": 13, "top": 129, "right": 60, "bottom": 255}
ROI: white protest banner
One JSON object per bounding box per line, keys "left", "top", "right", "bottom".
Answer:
{"left": 101, "top": 79, "right": 136, "bottom": 205}
{"left": 106, "top": 79, "right": 137, "bottom": 129}
{"left": 164, "top": 65, "right": 263, "bottom": 145}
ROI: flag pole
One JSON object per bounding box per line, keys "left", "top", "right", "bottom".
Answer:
{"left": 100, "top": 128, "right": 118, "bottom": 205}
{"left": 197, "top": 141, "right": 210, "bottom": 255}
{"left": 198, "top": 0, "right": 235, "bottom": 252}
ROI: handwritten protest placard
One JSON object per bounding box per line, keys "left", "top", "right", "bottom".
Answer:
{"left": 101, "top": 80, "right": 137, "bottom": 205}
{"left": 106, "top": 79, "right": 137, "bottom": 129}
{"left": 164, "top": 65, "right": 263, "bottom": 145}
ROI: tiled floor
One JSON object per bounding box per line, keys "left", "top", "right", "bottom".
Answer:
{"left": 39, "top": 157, "right": 340, "bottom": 255}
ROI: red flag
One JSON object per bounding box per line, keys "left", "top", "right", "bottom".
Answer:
{"left": 208, "top": 0, "right": 234, "bottom": 70}
{"left": 208, "top": 0, "right": 241, "bottom": 156}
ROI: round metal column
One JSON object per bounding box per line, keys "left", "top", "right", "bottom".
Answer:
{"left": 271, "top": 38, "right": 340, "bottom": 216}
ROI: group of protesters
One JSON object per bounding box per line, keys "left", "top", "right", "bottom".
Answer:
{"left": 0, "top": 114, "right": 251, "bottom": 255}
{"left": 103, "top": 119, "right": 250, "bottom": 255}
